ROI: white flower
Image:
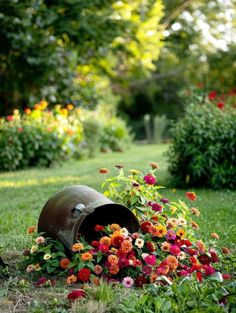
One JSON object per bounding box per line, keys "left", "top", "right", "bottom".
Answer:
{"left": 141, "top": 253, "right": 149, "bottom": 260}
{"left": 26, "top": 264, "right": 35, "bottom": 273}
{"left": 121, "top": 227, "right": 129, "bottom": 238}
{"left": 43, "top": 253, "right": 51, "bottom": 260}
{"left": 30, "top": 245, "right": 38, "bottom": 254}
{"left": 35, "top": 236, "right": 45, "bottom": 245}
{"left": 178, "top": 217, "right": 187, "bottom": 226}
{"left": 135, "top": 238, "right": 144, "bottom": 249}
{"left": 178, "top": 251, "right": 186, "bottom": 260}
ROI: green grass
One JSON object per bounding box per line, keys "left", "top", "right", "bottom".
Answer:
{"left": 0, "top": 144, "right": 236, "bottom": 312}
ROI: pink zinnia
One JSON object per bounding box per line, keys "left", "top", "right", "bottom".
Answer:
{"left": 203, "top": 265, "right": 215, "bottom": 276}
{"left": 151, "top": 202, "right": 163, "bottom": 212}
{"left": 144, "top": 174, "right": 156, "bottom": 185}
{"left": 144, "top": 254, "right": 156, "bottom": 266}
{"left": 122, "top": 277, "right": 134, "bottom": 288}
{"left": 170, "top": 245, "right": 181, "bottom": 256}
{"left": 160, "top": 198, "right": 169, "bottom": 204}
{"left": 180, "top": 270, "right": 189, "bottom": 276}
{"left": 166, "top": 230, "right": 176, "bottom": 241}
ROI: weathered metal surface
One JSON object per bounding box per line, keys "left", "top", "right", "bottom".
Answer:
{"left": 38, "top": 185, "right": 139, "bottom": 250}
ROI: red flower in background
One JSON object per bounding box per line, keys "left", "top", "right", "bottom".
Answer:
{"left": 95, "top": 225, "right": 105, "bottom": 232}
{"left": 67, "top": 289, "right": 86, "bottom": 300}
{"left": 185, "top": 192, "right": 197, "bottom": 201}
{"left": 217, "top": 102, "right": 224, "bottom": 109}
{"left": 140, "top": 221, "right": 152, "bottom": 234}
{"left": 6, "top": 115, "right": 13, "bottom": 121}
{"left": 208, "top": 91, "right": 217, "bottom": 100}
{"left": 144, "top": 174, "right": 156, "bottom": 185}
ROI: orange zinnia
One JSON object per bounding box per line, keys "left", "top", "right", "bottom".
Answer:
{"left": 151, "top": 225, "right": 167, "bottom": 238}
{"left": 120, "top": 240, "right": 133, "bottom": 253}
{"left": 157, "top": 265, "right": 170, "bottom": 276}
{"left": 191, "top": 221, "right": 199, "bottom": 229}
{"left": 99, "top": 168, "right": 109, "bottom": 174}
{"left": 66, "top": 275, "right": 77, "bottom": 284}
{"left": 81, "top": 252, "right": 93, "bottom": 261}
{"left": 27, "top": 226, "right": 36, "bottom": 235}
{"left": 72, "top": 243, "right": 84, "bottom": 252}
{"left": 109, "top": 264, "right": 120, "bottom": 275}
{"left": 166, "top": 255, "right": 178, "bottom": 271}
{"left": 185, "top": 191, "right": 197, "bottom": 201}
{"left": 108, "top": 254, "right": 118, "bottom": 266}
{"left": 99, "top": 236, "right": 112, "bottom": 247}
{"left": 60, "top": 258, "right": 70, "bottom": 269}
{"left": 110, "top": 224, "right": 121, "bottom": 231}
{"left": 211, "top": 232, "right": 219, "bottom": 240}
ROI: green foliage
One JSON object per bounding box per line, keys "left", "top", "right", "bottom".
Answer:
{"left": 167, "top": 97, "right": 236, "bottom": 189}
{"left": 0, "top": 0, "right": 164, "bottom": 114}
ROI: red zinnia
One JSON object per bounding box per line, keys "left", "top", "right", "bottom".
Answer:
{"left": 77, "top": 268, "right": 91, "bottom": 282}
{"left": 95, "top": 225, "right": 105, "bottom": 232}
{"left": 185, "top": 192, "right": 197, "bottom": 201}
{"left": 67, "top": 289, "right": 86, "bottom": 300}
{"left": 217, "top": 102, "right": 224, "bottom": 109}
{"left": 140, "top": 221, "right": 152, "bottom": 234}
{"left": 208, "top": 90, "right": 217, "bottom": 100}
{"left": 98, "top": 244, "right": 109, "bottom": 253}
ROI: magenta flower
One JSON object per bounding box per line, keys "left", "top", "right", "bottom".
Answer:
{"left": 142, "top": 265, "right": 152, "bottom": 275}
{"left": 180, "top": 270, "right": 189, "bottom": 276}
{"left": 160, "top": 198, "right": 169, "bottom": 204}
{"left": 203, "top": 265, "right": 215, "bottom": 276}
{"left": 122, "top": 277, "right": 134, "bottom": 288}
{"left": 151, "top": 202, "right": 163, "bottom": 212}
{"left": 170, "top": 245, "right": 181, "bottom": 256}
{"left": 144, "top": 174, "right": 156, "bottom": 185}
{"left": 166, "top": 230, "right": 176, "bottom": 241}
{"left": 144, "top": 254, "right": 156, "bottom": 266}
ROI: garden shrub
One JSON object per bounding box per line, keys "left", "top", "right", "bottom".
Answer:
{"left": 167, "top": 93, "right": 236, "bottom": 189}
{"left": 0, "top": 102, "right": 132, "bottom": 171}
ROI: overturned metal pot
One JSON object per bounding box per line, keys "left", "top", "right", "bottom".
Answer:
{"left": 38, "top": 185, "right": 139, "bottom": 250}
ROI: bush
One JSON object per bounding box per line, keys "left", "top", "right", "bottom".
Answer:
{"left": 167, "top": 92, "right": 236, "bottom": 189}
{"left": 0, "top": 102, "right": 132, "bottom": 171}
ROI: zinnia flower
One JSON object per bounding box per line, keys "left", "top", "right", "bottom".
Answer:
{"left": 196, "top": 240, "right": 206, "bottom": 254}
{"left": 217, "top": 102, "right": 224, "bottom": 109}
{"left": 166, "top": 255, "right": 178, "bottom": 271}
{"left": 110, "top": 224, "right": 121, "bottom": 231}
{"left": 144, "top": 174, "right": 156, "bottom": 185}
{"left": 66, "top": 275, "right": 77, "bottom": 284}
{"left": 223, "top": 274, "right": 232, "bottom": 280}
{"left": 81, "top": 252, "right": 93, "bottom": 261}
{"left": 99, "top": 244, "right": 109, "bottom": 253}
{"left": 155, "top": 225, "right": 167, "bottom": 237}
{"left": 122, "top": 277, "right": 134, "bottom": 288}
{"left": 108, "top": 255, "right": 119, "bottom": 266}
{"left": 72, "top": 243, "right": 84, "bottom": 252}
{"left": 191, "top": 221, "right": 199, "bottom": 229}
{"left": 160, "top": 198, "right": 169, "bottom": 204}
{"left": 208, "top": 90, "right": 217, "bottom": 100}
{"left": 166, "top": 229, "right": 176, "bottom": 241}
{"left": 191, "top": 207, "right": 200, "bottom": 216}
{"left": 146, "top": 241, "right": 156, "bottom": 252}
{"left": 60, "top": 258, "right": 70, "bottom": 270}
{"left": 120, "top": 227, "right": 129, "bottom": 238}
{"left": 157, "top": 265, "right": 169, "bottom": 276}
{"left": 111, "top": 236, "right": 124, "bottom": 247}
{"left": 27, "top": 226, "right": 36, "bottom": 235}
{"left": 150, "top": 162, "right": 159, "bottom": 169}
{"left": 43, "top": 254, "right": 51, "bottom": 260}
{"left": 142, "top": 265, "right": 152, "bottom": 275}
{"left": 120, "top": 240, "right": 133, "bottom": 253}
{"left": 144, "top": 254, "right": 156, "bottom": 266}
{"left": 185, "top": 192, "right": 197, "bottom": 201}
{"left": 99, "top": 168, "right": 109, "bottom": 174}
{"left": 176, "top": 228, "right": 186, "bottom": 238}
{"left": 26, "top": 264, "right": 35, "bottom": 273}
{"left": 211, "top": 232, "right": 219, "bottom": 240}
{"left": 151, "top": 202, "right": 163, "bottom": 212}
{"left": 99, "top": 236, "right": 111, "bottom": 247}
{"left": 67, "top": 289, "right": 86, "bottom": 300}
{"left": 109, "top": 264, "right": 120, "bottom": 275}
{"left": 222, "top": 247, "right": 230, "bottom": 254}
{"left": 30, "top": 245, "right": 38, "bottom": 254}
{"left": 140, "top": 221, "right": 152, "bottom": 234}
{"left": 35, "top": 236, "right": 45, "bottom": 245}
{"left": 161, "top": 242, "right": 170, "bottom": 252}
{"left": 95, "top": 224, "right": 105, "bottom": 232}
{"left": 77, "top": 268, "right": 91, "bottom": 282}
{"left": 178, "top": 251, "right": 186, "bottom": 260}
{"left": 135, "top": 238, "right": 144, "bottom": 248}
{"left": 94, "top": 265, "right": 103, "bottom": 275}
{"left": 170, "top": 245, "right": 181, "bottom": 256}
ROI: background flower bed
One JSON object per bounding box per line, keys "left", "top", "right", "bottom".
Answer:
{"left": 0, "top": 102, "right": 132, "bottom": 171}
{"left": 167, "top": 90, "right": 236, "bottom": 189}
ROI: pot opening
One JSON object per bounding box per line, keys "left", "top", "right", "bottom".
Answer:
{"left": 77, "top": 204, "right": 139, "bottom": 242}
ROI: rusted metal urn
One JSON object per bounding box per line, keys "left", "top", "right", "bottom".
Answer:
{"left": 38, "top": 185, "right": 139, "bottom": 250}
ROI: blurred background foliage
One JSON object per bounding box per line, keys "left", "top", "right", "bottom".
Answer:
{"left": 0, "top": 0, "right": 235, "bottom": 139}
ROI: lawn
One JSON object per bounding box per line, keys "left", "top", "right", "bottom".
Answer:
{"left": 0, "top": 144, "right": 236, "bottom": 312}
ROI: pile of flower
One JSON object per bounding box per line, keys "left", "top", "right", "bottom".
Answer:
{"left": 22, "top": 164, "right": 231, "bottom": 292}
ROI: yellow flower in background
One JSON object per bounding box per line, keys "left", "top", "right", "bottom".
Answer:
{"left": 60, "top": 108, "right": 68, "bottom": 117}
{"left": 72, "top": 243, "right": 84, "bottom": 252}
{"left": 66, "top": 104, "right": 74, "bottom": 110}
{"left": 43, "top": 254, "right": 51, "bottom": 260}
